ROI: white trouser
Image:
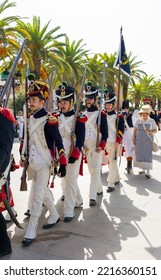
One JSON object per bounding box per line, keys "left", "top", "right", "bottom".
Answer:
{"left": 106, "top": 142, "right": 120, "bottom": 187}
{"left": 26, "top": 181, "right": 34, "bottom": 210}
{"left": 61, "top": 180, "right": 65, "bottom": 197}
{"left": 24, "top": 161, "right": 59, "bottom": 239}
{"left": 63, "top": 155, "right": 82, "bottom": 218}
{"left": 86, "top": 149, "right": 103, "bottom": 200}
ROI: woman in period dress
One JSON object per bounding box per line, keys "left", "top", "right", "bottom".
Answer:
{"left": 133, "top": 105, "right": 158, "bottom": 178}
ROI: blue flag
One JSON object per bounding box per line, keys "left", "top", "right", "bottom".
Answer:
{"left": 114, "top": 32, "right": 131, "bottom": 77}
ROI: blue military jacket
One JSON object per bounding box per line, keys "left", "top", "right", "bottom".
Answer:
{"left": 0, "top": 108, "right": 15, "bottom": 174}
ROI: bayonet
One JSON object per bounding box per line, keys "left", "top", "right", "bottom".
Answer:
{"left": 96, "top": 62, "right": 106, "bottom": 148}
{"left": 69, "top": 65, "right": 87, "bottom": 155}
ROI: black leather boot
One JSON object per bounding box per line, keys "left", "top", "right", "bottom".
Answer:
{"left": 126, "top": 160, "right": 132, "bottom": 173}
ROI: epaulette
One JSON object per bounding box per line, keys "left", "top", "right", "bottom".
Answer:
{"left": 77, "top": 112, "right": 88, "bottom": 123}
{"left": 48, "top": 113, "right": 58, "bottom": 125}
{"left": 101, "top": 110, "right": 107, "bottom": 116}
{"left": 0, "top": 107, "right": 16, "bottom": 124}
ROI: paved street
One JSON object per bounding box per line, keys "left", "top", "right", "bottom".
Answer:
{"left": 1, "top": 131, "right": 161, "bottom": 260}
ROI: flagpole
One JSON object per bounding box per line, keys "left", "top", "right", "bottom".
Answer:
{"left": 114, "top": 26, "right": 122, "bottom": 160}
{"left": 116, "top": 26, "right": 122, "bottom": 116}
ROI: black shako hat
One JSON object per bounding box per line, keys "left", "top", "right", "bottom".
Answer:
{"left": 122, "top": 100, "right": 129, "bottom": 109}
{"left": 84, "top": 81, "right": 98, "bottom": 99}
{"left": 104, "top": 87, "right": 117, "bottom": 104}
{"left": 55, "top": 81, "right": 75, "bottom": 101}
{"left": 27, "top": 73, "right": 50, "bottom": 101}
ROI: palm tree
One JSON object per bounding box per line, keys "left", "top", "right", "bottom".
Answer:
{"left": 98, "top": 52, "right": 117, "bottom": 88}
{"left": 129, "top": 52, "right": 147, "bottom": 81}
{"left": 16, "top": 16, "right": 66, "bottom": 79}
{"left": 128, "top": 82, "right": 144, "bottom": 108}
{"left": 56, "top": 36, "right": 89, "bottom": 87}
{"left": 85, "top": 54, "right": 102, "bottom": 85}
{"left": 153, "top": 79, "right": 161, "bottom": 109}
{"left": 128, "top": 74, "right": 157, "bottom": 108}
{"left": 0, "top": 0, "right": 22, "bottom": 68}
{"left": 123, "top": 52, "right": 147, "bottom": 101}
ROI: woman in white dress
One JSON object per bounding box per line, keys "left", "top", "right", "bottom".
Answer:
{"left": 133, "top": 105, "right": 158, "bottom": 178}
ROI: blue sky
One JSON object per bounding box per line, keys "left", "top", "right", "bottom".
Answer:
{"left": 3, "top": 0, "right": 161, "bottom": 79}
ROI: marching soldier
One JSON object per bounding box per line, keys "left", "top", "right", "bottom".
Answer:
{"left": 83, "top": 81, "right": 108, "bottom": 206}
{"left": 55, "top": 81, "right": 87, "bottom": 223}
{"left": 21, "top": 74, "right": 67, "bottom": 246}
{"left": 121, "top": 100, "right": 135, "bottom": 173}
{"left": 0, "top": 106, "right": 16, "bottom": 257}
{"left": 104, "top": 89, "right": 124, "bottom": 192}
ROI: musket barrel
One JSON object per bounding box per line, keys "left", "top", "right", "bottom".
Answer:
{"left": 69, "top": 65, "right": 86, "bottom": 156}
{"left": 71, "top": 65, "right": 87, "bottom": 135}
{"left": 20, "top": 160, "right": 28, "bottom": 191}
{"left": 1, "top": 39, "right": 26, "bottom": 106}
{"left": 96, "top": 62, "right": 106, "bottom": 148}
{"left": 20, "top": 71, "right": 29, "bottom": 191}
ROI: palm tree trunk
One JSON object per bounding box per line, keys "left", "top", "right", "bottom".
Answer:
{"left": 33, "top": 57, "right": 41, "bottom": 79}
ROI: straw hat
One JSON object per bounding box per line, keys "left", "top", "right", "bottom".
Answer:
{"left": 138, "top": 104, "right": 152, "bottom": 114}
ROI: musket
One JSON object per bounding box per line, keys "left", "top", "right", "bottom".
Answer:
{"left": 96, "top": 62, "right": 106, "bottom": 149}
{"left": 69, "top": 65, "right": 87, "bottom": 156}
{"left": 20, "top": 66, "right": 29, "bottom": 191}
{"left": 46, "top": 69, "right": 55, "bottom": 112}
{"left": 0, "top": 39, "right": 26, "bottom": 107}
{"left": 20, "top": 155, "right": 28, "bottom": 191}
{"left": 50, "top": 158, "right": 58, "bottom": 188}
